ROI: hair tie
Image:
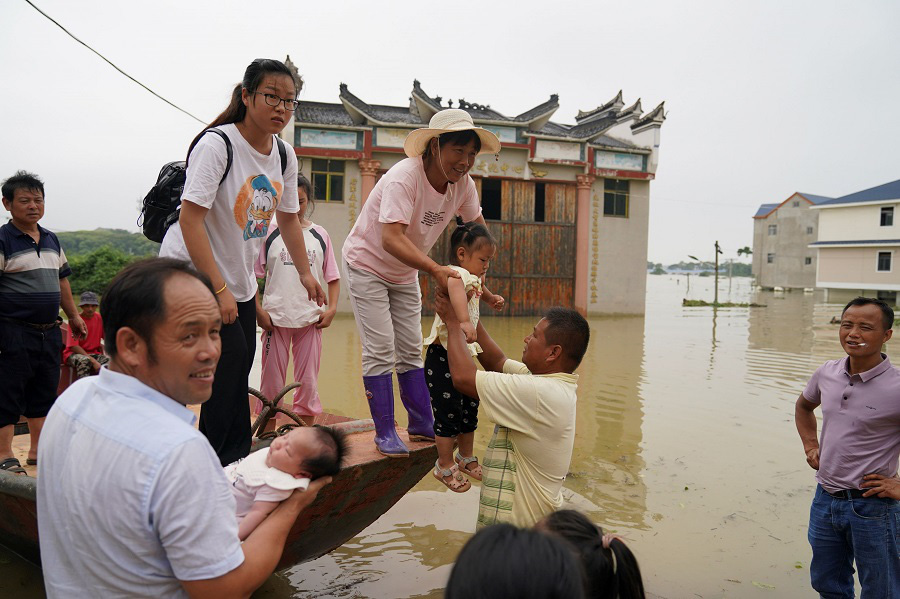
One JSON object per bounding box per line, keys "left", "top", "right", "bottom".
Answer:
{"left": 602, "top": 533, "right": 625, "bottom": 575}
{"left": 601, "top": 533, "right": 625, "bottom": 549}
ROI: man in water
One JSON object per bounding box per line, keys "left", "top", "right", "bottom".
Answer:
{"left": 37, "top": 258, "right": 330, "bottom": 598}
{"left": 435, "top": 295, "right": 589, "bottom": 527}
{"left": 795, "top": 297, "right": 900, "bottom": 597}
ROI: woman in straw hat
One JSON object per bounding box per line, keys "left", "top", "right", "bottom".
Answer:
{"left": 342, "top": 108, "right": 500, "bottom": 457}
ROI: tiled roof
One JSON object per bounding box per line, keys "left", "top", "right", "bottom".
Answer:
{"left": 632, "top": 102, "right": 666, "bottom": 129}
{"left": 294, "top": 102, "right": 355, "bottom": 126}
{"left": 591, "top": 135, "right": 639, "bottom": 150}
{"left": 513, "top": 95, "right": 559, "bottom": 122}
{"left": 338, "top": 83, "right": 370, "bottom": 116}
{"left": 411, "top": 80, "right": 442, "bottom": 110}
{"left": 818, "top": 179, "right": 900, "bottom": 206}
{"left": 537, "top": 122, "right": 572, "bottom": 136}
{"left": 530, "top": 116, "right": 620, "bottom": 140}
{"left": 456, "top": 101, "right": 509, "bottom": 121}
{"left": 752, "top": 192, "right": 833, "bottom": 219}
{"left": 797, "top": 193, "right": 833, "bottom": 205}
{"left": 296, "top": 82, "right": 663, "bottom": 143}
{"left": 565, "top": 115, "right": 618, "bottom": 140}
{"left": 810, "top": 239, "right": 900, "bottom": 246}
{"left": 367, "top": 104, "right": 422, "bottom": 125}
{"left": 576, "top": 91, "right": 623, "bottom": 122}
{"left": 753, "top": 203, "right": 779, "bottom": 218}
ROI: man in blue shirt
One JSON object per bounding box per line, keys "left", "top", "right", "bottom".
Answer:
{"left": 0, "top": 170, "right": 86, "bottom": 475}
{"left": 37, "top": 258, "right": 331, "bottom": 597}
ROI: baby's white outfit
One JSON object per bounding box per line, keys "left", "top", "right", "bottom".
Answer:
{"left": 224, "top": 447, "right": 310, "bottom": 520}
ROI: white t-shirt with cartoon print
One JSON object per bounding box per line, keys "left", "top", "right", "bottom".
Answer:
{"left": 160, "top": 123, "right": 299, "bottom": 302}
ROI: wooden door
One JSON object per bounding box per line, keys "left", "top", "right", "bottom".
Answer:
{"left": 420, "top": 178, "right": 576, "bottom": 316}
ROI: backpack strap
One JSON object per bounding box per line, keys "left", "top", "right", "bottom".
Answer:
{"left": 263, "top": 225, "right": 328, "bottom": 276}
{"left": 275, "top": 137, "right": 288, "bottom": 174}
{"left": 308, "top": 226, "right": 329, "bottom": 269}
{"left": 185, "top": 128, "right": 233, "bottom": 185}
{"left": 205, "top": 129, "right": 233, "bottom": 185}
{"left": 264, "top": 228, "right": 282, "bottom": 271}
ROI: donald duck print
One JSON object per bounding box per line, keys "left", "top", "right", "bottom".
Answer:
{"left": 234, "top": 174, "right": 282, "bottom": 241}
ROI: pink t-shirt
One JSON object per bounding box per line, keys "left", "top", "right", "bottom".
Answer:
{"left": 803, "top": 355, "right": 900, "bottom": 492}
{"left": 342, "top": 156, "right": 482, "bottom": 284}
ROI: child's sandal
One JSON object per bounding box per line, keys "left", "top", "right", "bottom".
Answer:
{"left": 433, "top": 460, "right": 471, "bottom": 493}
{"left": 455, "top": 454, "right": 483, "bottom": 481}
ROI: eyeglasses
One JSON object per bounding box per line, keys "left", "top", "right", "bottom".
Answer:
{"left": 253, "top": 92, "right": 299, "bottom": 110}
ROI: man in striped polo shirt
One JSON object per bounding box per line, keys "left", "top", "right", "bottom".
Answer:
{"left": 0, "top": 171, "right": 86, "bottom": 475}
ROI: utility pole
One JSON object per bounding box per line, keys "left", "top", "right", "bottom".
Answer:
{"left": 714, "top": 240, "right": 723, "bottom": 305}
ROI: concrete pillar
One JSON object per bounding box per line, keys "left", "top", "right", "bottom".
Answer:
{"left": 358, "top": 159, "right": 381, "bottom": 206}
{"left": 574, "top": 174, "right": 595, "bottom": 316}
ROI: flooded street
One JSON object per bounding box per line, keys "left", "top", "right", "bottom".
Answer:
{"left": 0, "top": 275, "right": 857, "bottom": 598}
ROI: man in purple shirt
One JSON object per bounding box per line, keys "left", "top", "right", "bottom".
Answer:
{"left": 795, "top": 297, "right": 900, "bottom": 598}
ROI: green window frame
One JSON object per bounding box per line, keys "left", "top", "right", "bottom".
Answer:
{"left": 603, "top": 179, "right": 629, "bottom": 217}
{"left": 311, "top": 159, "right": 345, "bottom": 202}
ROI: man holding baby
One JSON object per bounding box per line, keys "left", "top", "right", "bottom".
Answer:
{"left": 36, "top": 258, "right": 331, "bottom": 598}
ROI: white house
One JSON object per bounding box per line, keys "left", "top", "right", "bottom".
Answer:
{"left": 809, "top": 179, "right": 900, "bottom": 303}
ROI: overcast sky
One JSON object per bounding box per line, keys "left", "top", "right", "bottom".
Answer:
{"left": 2, "top": 0, "right": 898, "bottom": 264}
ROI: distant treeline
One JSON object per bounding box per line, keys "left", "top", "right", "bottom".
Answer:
{"left": 56, "top": 229, "right": 158, "bottom": 298}
{"left": 57, "top": 228, "right": 159, "bottom": 257}
{"left": 647, "top": 260, "right": 752, "bottom": 277}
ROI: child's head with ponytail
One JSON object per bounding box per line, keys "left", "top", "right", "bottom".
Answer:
{"left": 448, "top": 216, "right": 497, "bottom": 277}
{"left": 537, "top": 509, "right": 646, "bottom": 599}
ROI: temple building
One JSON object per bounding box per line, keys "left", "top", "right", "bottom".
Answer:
{"left": 281, "top": 72, "right": 665, "bottom": 315}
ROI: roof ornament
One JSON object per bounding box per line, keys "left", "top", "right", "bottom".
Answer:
{"left": 283, "top": 55, "right": 301, "bottom": 85}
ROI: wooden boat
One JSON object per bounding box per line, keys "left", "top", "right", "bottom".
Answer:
{"left": 0, "top": 386, "right": 437, "bottom": 572}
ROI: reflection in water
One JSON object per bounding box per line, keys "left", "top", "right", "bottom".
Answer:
{"left": 4, "top": 275, "right": 872, "bottom": 598}
{"left": 566, "top": 315, "right": 648, "bottom": 530}
{"left": 709, "top": 306, "right": 717, "bottom": 379}
{"left": 746, "top": 290, "right": 847, "bottom": 396}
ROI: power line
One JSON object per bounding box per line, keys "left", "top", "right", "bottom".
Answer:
{"left": 24, "top": 0, "right": 205, "bottom": 125}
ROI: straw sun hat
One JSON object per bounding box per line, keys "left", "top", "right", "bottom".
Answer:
{"left": 403, "top": 108, "right": 501, "bottom": 158}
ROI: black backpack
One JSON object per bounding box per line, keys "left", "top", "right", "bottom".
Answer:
{"left": 139, "top": 129, "right": 288, "bottom": 243}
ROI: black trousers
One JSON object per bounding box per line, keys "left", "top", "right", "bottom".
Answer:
{"left": 0, "top": 321, "right": 62, "bottom": 427}
{"left": 425, "top": 343, "right": 479, "bottom": 438}
{"left": 200, "top": 299, "right": 256, "bottom": 466}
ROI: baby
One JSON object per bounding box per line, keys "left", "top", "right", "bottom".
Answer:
{"left": 225, "top": 426, "right": 346, "bottom": 540}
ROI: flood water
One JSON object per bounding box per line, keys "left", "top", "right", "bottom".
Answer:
{"left": 0, "top": 274, "right": 859, "bottom": 598}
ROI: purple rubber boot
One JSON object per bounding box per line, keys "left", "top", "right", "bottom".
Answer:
{"left": 363, "top": 373, "right": 409, "bottom": 457}
{"left": 397, "top": 368, "right": 436, "bottom": 442}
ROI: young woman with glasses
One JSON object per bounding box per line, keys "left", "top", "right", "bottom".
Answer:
{"left": 160, "top": 58, "right": 324, "bottom": 466}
